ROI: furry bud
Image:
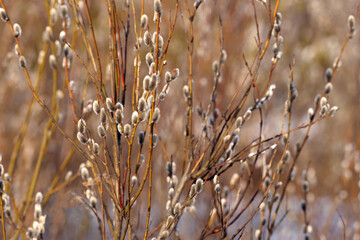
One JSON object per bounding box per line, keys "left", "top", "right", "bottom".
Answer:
{"left": 13, "top": 23, "right": 22, "bottom": 38}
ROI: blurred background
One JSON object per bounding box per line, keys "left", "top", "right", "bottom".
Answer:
{"left": 0, "top": 0, "right": 359, "bottom": 239}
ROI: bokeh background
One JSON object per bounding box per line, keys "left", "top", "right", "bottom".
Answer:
{"left": 0, "top": 0, "right": 359, "bottom": 239}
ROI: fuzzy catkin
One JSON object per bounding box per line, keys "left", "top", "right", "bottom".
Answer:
{"left": 65, "top": 171, "right": 73, "bottom": 181}
{"left": 55, "top": 41, "right": 61, "bottom": 56}
{"left": 214, "top": 183, "right": 221, "bottom": 193}
{"left": 13, "top": 23, "right": 22, "bottom": 38}
{"left": 19, "top": 56, "right": 27, "bottom": 68}
{"left": 325, "top": 68, "right": 333, "bottom": 82}
{"left": 149, "top": 74, "right": 158, "bottom": 91}
{"left": 183, "top": 85, "right": 190, "bottom": 99}
{"left": 14, "top": 45, "right": 19, "bottom": 56}
{"left": 144, "top": 31, "right": 150, "bottom": 46}
{"left": 152, "top": 133, "right": 158, "bottom": 147}
{"left": 115, "top": 109, "right": 123, "bottom": 123}
{"left": 124, "top": 124, "right": 131, "bottom": 136}
{"left": 324, "top": 82, "right": 333, "bottom": 94}
{"left": 80, "top": 167, "right": 89, "bottom": 181}
{"left": 138, "top": 131, "right": 145, "bottom": 145}
{"left": 106, "top": 98, "right": 116, "bottom": 112}
{"left": 154, "top": 0, "right": 162, "bottom": 14}
{"left": 152, "top": 108, "right": 160, "bottom": 123}
{"left": 60, "top": 5, "right": 69, "bottom": 19}
{"left": 138, "top": 97, "right": 146, "bottom": 112}
{"left": 348, "top": 15, "right": 356, "bottom": 33}
{"left": 212, "top": 61, "right": 219, "bottom": 75}
{"left": 329, "top": 106, "right": 338, "bottom": 117}
{"left": 35, "top": 192, "right": 43, "bottom": 204}
{"left": 50, "top": 8, "right": 58, "bottom": 25}
{"left": 171, "top": 68, "right": 180, "bottom": 80}
{"left": 59, "top": 31, "right": 66, "bottom": 43}
{"left": 143, "top": 75, "right": 151, "bottom": 91}
{"left": 93, "top": 100, "right": 100, "bottom": 114}
{"left": 63, "top": 44, "right": 70, "bottom": 57}
{"left": 195, "top": 178, "right": 204, "bottom": 193}
{"left": 0, "top": 8, "right": 8, "bottom": 22}
{"left": 45, "top": 26, "right": 54, "bottom": 42}
{"left": 243, "top": 109, "right": 252, "bottom": 121}
{"left": 235, "top": 116, "right": 243, "bottom": 128}
{"left": 146, "top": 52, "right": 154, "bottom": 67}
{"left": 165, "top": 71, "right": 172, "bottom": 83}
{"left": 159, "top": 230, "right": 169, "bottom": 240}
{"left": 34, "top": 203, "right": 42, "bottom": 220}
{"left": 308, "top": 108, "right": 314, "bottom": 121}
{"left": 116, "top": 102, "right": 123, "bottom": 111}
{"left": 93, "top": 143, "right": 99, "bottom": 155}
{"left": 174, "top": 202, "right": 182, "bottom": 215}
{"left": 77, "top": 119, "right": 86, "bottom": 133}
{"left": 90, "top": 196, "right": 97, "bottom": 208}
{"left": 190, "top": 184, "right": 197, "bottom": 196}
{"left": 77, "top": 132, "right": 87, "bottom": 144}
{"left": 132, "top": 111, "right": 139, "bottom": 124}
{"left": 140, "top": 14, "right": 148, "bottom": 29}
{"left": 100, "top": 108, "right": 107, "bottom": 124}
{"left": 0, "top": 180, "right": 4, "bottom": 193}
{"left": 69, "top": 81, "right": 76, "bottom": 93}
{"left": 49, "top": 55, "right": 57, "bottom": 69}
{"left": 97, "top": 125, "right": 106, "bottom": 138}
{"left": 131, "top": 175, "right": 138, "bottom": 186}
{"left": 220, "top": 49, "right": 227, "bottom": 63}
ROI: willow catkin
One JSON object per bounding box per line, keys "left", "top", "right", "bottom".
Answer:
{"left": 165, "top": 71, "right": 172, "bottom": 83}
{"left": 0, "top": 8, "right": 8, "bottom": 22}
{"left": 143, "top": 75, "right": 151, "bottom": 91}
{"left": 60, "top": 5, "right": 69, "bottom": 19}
{"left": 97, "top": 125, "right": 106, "bottom": 138}
{"left": 90, "top": 196, "right": 97, "bottom": 208}
{"left": 106, "top": 98, "right": 116, "bottom": 112}
{"left": 59, "top": 31, "right": 66, "bottom": 43}
{"left": 140, "top": 14, "right": 148, "bottom": 29}
{"left": 138, "top": 97, "right": 146, "bottom": 112}
{"left": 171, "top": 68, "right": 180, "bottom": 80}
{"left": 149, "top": 74, "right": 158, "bottom": 91}
{"left": 124, "top": 124, "right": 131, "bottom": 136}
{"left": 115, "top": 109, "right": 123, "bottom": 123}
{"left": 13, "top": 23, "right": 22, "bottom": 38}
{"left": 49, "top": 54, "right": 57, "bottom": 69}
{"left": 131, "top": 175, "right": 138, "bottom": 186}
{"left": 50, "top": 8, "right": 58, "bottom": 25}
{"left": 80, "top": 167, "right": 89, "bottom": 181}
{"left": 35, "top": 192, "right": 43, "bottom": 204}
{"left": 77, "top": 132, "right": 87, "bottom": 144}
{"left": 154, "top": 0, "right": 162, "bottom": 14}
{"left": 93, "top": 100, "right": 100, "bottom": 114}
{"left": 138, "top": 131, "right": 145, "bottom": 145}
{"left": 348, "top": 15, "right": 356, "bottom": 36}
{"left": 100, "top": 108, "right": 107, "bottom": 124}
{"left": 93, "top": 143, "right": 99, "bottom": 155}
{"left": 19, "top": 56, "right": 27, "bottom": 68}
{"left": 220, "top": 49, "right": 227, "bottom": 63}
{"left": 144, "top": 31, "right": 150, "bottom": 46}
{"left": 44, "top": 26, "right": 54, "bottom": 42}
{"left": 195, "top": 178, "right": 204, "bottom": 193}
{"left": 152, "top": 108, "right": 160, "bottom": 123}
{"left": 131, "top": 111, "right": 139, "bottom": 124}
{"left": 325, "top": 68, "right": 333, "bottom": 82}
{"left": 146, "top": 52, "right": 154, "bottom": 67}
{"left": 77, "top": 119, "right": 86, "bottom": 133}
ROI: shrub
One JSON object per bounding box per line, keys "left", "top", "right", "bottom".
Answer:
{"left": 0, "top": 0, "right": 358, "bottom": 239}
